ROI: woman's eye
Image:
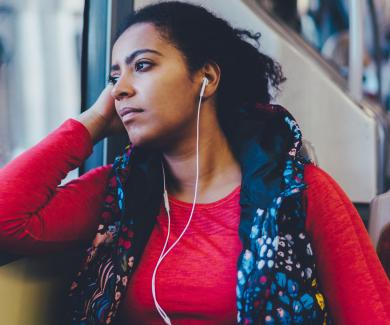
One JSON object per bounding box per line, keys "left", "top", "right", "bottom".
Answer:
{"left": 108, "top": 61, "right": 152, "bottom": 84}
{"left": 134, "top": 61, "right": 152, "bottom": 72}
{"left": 108, "top": 75, "right": 119, "bottom": 85}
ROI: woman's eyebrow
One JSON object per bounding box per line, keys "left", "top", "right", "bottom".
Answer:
{"left": 110, "top": 48, "right": 163, "bottom": 72}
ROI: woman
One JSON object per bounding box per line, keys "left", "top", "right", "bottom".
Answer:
{"left": 0, "top": 2, "right": 389, "bottom": 324}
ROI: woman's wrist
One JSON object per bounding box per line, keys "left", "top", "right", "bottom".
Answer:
{"left": 76, "top": 109, "right": 109, "bottom": 144}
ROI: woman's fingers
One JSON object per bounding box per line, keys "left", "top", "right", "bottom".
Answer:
{"left": 77, "top": 85, "right": 124, "bottom": 143}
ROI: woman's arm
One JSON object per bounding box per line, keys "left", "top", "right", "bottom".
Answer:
{"left": 304, "top": 164, "right": 390, "bottom": 324}
{"left": 0, "top": 119, "right": 112, "bottom": 255}
{"left": 0, "top": 85, "right": 126, "bottom": 255}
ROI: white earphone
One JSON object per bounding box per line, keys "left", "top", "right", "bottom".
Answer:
{"left": 200, "top": 76, "right": 209, "bottom": 98}
{"left": 152, "top": 77, "right": 209, "bottom": 325}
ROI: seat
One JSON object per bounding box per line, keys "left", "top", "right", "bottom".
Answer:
{"left": 369, "top": 191, "right": 390, "bottom": 249}
{"left": 369, "top": 192, "right": 390, "bottom": 277}
{"left": 299, "top": 139, "right": 319, "bottom": 165}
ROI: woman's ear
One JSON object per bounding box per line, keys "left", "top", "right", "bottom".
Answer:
{"left": 200, "top": 60, "right": 221, "bottom": 98}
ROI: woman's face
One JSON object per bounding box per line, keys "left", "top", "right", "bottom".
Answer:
{"left": 110, "top": 23, "right": 202, "bottom": 149}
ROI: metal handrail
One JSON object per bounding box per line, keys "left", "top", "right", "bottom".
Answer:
{"left": 349, "top": 0, "right": 364, "bottom": 101}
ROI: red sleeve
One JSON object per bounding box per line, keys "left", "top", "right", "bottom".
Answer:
{"left": 304, "top": 164, "right": 390, "bottom": 325}
{"left": 0, "top": 119, "right": 112, "bottom": 254}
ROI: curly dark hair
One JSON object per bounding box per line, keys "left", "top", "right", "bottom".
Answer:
{"left": 117, "top": 1, "right": 286, "bottom": 140}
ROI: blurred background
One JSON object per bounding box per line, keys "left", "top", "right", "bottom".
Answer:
{"left": 260, "top": 0, "right": 390, "bottom": 107}
{"left": 0, "top": 0, "right": 83, "bottom": 167}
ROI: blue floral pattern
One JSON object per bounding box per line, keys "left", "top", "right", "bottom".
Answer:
{"left": 236, "top": 104, "right": 332, "bottom": 324}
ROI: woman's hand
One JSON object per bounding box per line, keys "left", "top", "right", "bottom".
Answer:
{"left": 76, "top": 85, "right": 125, "bottom": 144}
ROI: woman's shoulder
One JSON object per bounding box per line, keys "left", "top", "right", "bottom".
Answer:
{"left": 302, "top": 165, "right": 390, "bottom": 324}
{"left": 303, "top": 163, "right": 337, "bottom": 188}
{"left": 302, "top": 163, "right": 358, "bottom": 230}
{"left": 303, "top": 163, "right": 350, "bottom": 200}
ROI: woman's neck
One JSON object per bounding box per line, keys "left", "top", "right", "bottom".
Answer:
{"left": 162, "top": 107, "right": 241, "bottom": 203}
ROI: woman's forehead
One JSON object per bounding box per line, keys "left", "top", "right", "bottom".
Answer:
{"left": 112, "top": 23, "right": 171, "bottom": 63}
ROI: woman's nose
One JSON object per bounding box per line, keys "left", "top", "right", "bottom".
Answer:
{"left": 111, "top": 77, "right": 136, "bottom": 100}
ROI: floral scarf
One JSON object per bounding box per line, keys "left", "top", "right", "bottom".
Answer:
{"left": 68, "top": 104, "right": 333, "bottom": 324}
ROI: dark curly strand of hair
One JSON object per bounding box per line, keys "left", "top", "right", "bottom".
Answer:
{"left": 117, "top": 1, "right": 286, "bottom": 140}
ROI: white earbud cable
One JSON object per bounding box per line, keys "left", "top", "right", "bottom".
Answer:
{"left": 151, "top": 79, "right": 206, "bottom": 324}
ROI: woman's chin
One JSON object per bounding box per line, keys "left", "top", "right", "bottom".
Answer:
{"left": 127, "top": 134, "right": 143, "bottom": 147}
{"left": 126, "top": 129, "right": 154, "bottom": 148}
{"left": 126, "top": 126, "right": 176, "bottom": 150}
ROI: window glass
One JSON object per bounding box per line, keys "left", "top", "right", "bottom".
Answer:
{"left": 0, "top": 0, "right": 84, "bottom": 167}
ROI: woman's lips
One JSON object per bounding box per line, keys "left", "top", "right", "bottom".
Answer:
{"left": 119, "top": 107, "right": 144, "bottom": 122}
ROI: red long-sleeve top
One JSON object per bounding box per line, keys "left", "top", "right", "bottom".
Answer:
{"left": 0, "top": 119, "right": 389, "bottom": 324}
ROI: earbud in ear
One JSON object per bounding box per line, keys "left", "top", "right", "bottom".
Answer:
{"left": 200, "top": 77, "right": 209, "bottom": 98}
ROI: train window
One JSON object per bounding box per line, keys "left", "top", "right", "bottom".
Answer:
{"left": 0, "top": 1, "right": 84, "bottom": 172}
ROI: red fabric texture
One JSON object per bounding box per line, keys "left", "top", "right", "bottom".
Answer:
{"left": 0, "top": 118, "right": 389, "bottom": 324}
{"left": 304, "top": 164, "right": 390, "bottom": 324}
{"left": 118, "top": 186, "right": 242, "bottom": 324}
